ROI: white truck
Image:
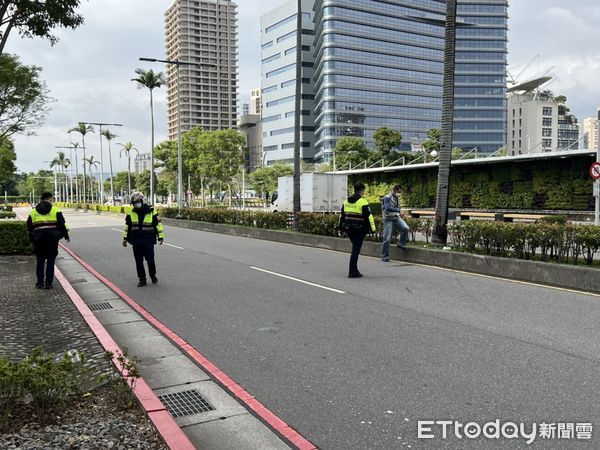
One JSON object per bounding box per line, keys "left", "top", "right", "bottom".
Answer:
{"left": 270, "top": 173, "right": 348, "bottom": 213}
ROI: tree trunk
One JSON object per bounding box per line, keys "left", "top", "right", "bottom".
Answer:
{"left": 292, "top": 0, "right": 302, "bottom": 230}
{"left": 150, "top": 89, "right": 155, "bottom": 205}
{"left": 432, "top": 0, "right": 458, "bottom": 245}
{"left": 108, "top": 141, "right": 115, "bottom": 203}
{"left": 127, "top": 154, "right": 131, "bottom": 199}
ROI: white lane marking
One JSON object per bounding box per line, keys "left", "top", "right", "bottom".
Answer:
{"left": 164, "top": 243, "right": 184, "bottom": 250}
{"left": 111, "top": 228, "right": 184, "bottom": 249}
{"left": 250, "top": 266, "right": 345, "bottom": 294}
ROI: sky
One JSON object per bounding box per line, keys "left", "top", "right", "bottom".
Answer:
{"left": 6, "top": 0, "right": 600, "bottom": 173}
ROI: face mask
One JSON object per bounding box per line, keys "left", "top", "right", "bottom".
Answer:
{"left": 133, "top": 202, "right": 142, "bottom": 209}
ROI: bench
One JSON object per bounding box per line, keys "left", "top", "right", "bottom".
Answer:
{"left": 408, "top": 210, "right": 436, "bottom": 218}
{"left": 459, "top": 212, "right": 502, "bottom": 221}
{"left": 503, "top": 214, "right": 545, "bottom": 222}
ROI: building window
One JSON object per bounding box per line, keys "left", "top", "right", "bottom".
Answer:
{"left": 542, "top": 107, "right": 553, "bottom": 116}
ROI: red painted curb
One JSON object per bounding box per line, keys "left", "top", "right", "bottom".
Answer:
{"left": 55, "top": 267, "right": 196, "bottom": 450}
{"left": 59, "top": 243, "right": 317, "bottom": 450}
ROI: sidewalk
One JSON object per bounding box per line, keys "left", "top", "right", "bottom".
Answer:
{"left": 0, "top": 249, "right": 298, "bottom": 450}
{"left": 0, "top": 255, "right": 166, "bottom": 448}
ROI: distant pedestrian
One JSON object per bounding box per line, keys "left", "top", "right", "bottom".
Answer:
{"left": 339, "top": 182, "right": 376, "bottom": 278}
{"left": 26, "top": 192, "right": 70, "bottom": 289}
{"left": 381, "top": 184, "right": 410, "bottom": 262}
{"left": 122, "top": 192, "right": 165, "bottom": 287}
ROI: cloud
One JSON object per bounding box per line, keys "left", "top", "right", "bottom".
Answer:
{"left": 7, "top": 0, "right": 600, "bottom": 172}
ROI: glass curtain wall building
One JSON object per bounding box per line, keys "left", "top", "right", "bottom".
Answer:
{"left": 312, "top": 0, "right": 508, "bottom": 161}
{"left": 454, "top": 1, "right": 508, "bottom": 154}
{"left": 260, "top": 0, "right": 316, "bottom": 166}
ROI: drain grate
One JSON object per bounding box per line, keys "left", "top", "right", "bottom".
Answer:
{"left": 89, "top": 302, "right": 114, "bottom": 311}
{"left": 68, "top": 278, "right": 88, "bottom": 285}
{"left": 158, "top": 389, "right": 215, "bottom": 417}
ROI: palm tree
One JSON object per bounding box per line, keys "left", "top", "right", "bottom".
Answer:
{"left": 84, "top": 156, "right": 100, "bottom": 203}
{"left": 101, "top": 129, "right": 118, "bottom": 203}
{"left": 118, "top": 142, "right": 139, "bottom": 199}
{"left": 69, "top": 123, "right": 95, "bottom": 203}
{"left": 132, "top": 68, "right": 166, "bottom": 205}
{"left": 432, "top": 0, "right": 458, "bottom": 245}
{"left": 50, "top": 152, "right": 70, "bottom": 202}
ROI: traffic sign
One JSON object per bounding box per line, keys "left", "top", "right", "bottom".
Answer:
{"left": 591, "top": 162, "right": 600, "bottom": 180}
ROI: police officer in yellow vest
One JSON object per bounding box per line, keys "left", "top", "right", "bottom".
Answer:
{"left": 339, "top": 182, "right": 376, "bottom": 278}
{"left": 26, "top": 192, "right": 70, "bottom": 289}
{"left": 122, "top": 192, "right": 165, "bottom": 287}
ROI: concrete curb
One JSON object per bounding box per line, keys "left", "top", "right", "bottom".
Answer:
{"left": 161, "top": 217, "right": 600, "bottom": 294}
{"left": 54, "top": 267, "right": 196, "bottom": 450}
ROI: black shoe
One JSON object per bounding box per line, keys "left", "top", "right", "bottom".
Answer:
{"left": 137, "top": 280, "right": 147, "bottom": 287}
{"left": 348, "top": 272, "right": 363, "bottom": 278}
{"left": 151, "top": 276, "right": 158, "bottom": 284}
{"left": 35, "top": 283, "right": 44, "bottom": 289}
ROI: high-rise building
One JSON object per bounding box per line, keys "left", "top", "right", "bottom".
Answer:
{"left": 507, "top": 78, "right": 580, "bottom": 155}
{"left": 310, "top": 0, "right": 508, "bottom": 161}
{"left": 250, "top": 88, "right": 262, "bottom": 115}
{"left": 260, "top": 0, "right": 315, "bottom": 166}
{"left": 134, "top": 153, "right": 152, "bottom": 174}
{"left": 164, "top": 0, "right": 238, "bottom": 140}
{"left": 584, "top": 114, "right": 599, "bottom": 150}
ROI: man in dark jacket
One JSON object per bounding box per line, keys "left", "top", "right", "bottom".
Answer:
{"left": 26, "top": 192, "right": 70, "bottom": 289}
{"left": 339, "top": 183, "right": 376, "bottom": 278}
{"left": 122, "top": 192, "right": 165, "bottom": 287}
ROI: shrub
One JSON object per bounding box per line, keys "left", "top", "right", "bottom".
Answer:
{"left": 449, "top": 221, "right": 600, "bottom": 266}
{"left": 0, "top": 211, "right": 16, "bottom": 219}
{"left": 0, "top": 222, "right": 33, "bottom": 254}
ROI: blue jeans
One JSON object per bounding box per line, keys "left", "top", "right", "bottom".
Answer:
{"left": 382, "top": 217, "right": 409, "bottom": 259}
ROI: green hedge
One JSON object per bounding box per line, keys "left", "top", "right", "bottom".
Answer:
{"left": 354, "top": 154, "right": 596, "bottom": 210}
{"left": 0, "top": 222, "right": 33, "bottom": 255}
{"left": 449, "top": 221, "right": 600, "bottom": 265}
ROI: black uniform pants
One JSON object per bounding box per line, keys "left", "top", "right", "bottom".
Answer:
{"left": 347, "top": 231, "right": 366, "bottom": 275}
{"left": 132, "top": 244, "right": 156, "bottom": 281}
{"left": 34, "top": 241, "right": 59, "bottom": 286}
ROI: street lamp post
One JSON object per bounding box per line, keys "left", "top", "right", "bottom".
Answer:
{"left": 79, "top": 122, "right": 123, "bottom": 204}
{"left": 139, "top": 57, "right": 216, "bottom": 212}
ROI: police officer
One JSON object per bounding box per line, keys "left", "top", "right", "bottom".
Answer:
{"left": 122, "top": 192, "right": 165, "bottom": 287}
{"left": 26, "top": 192, "right": 70, "bottom": 289}
{"left": 339, "top": 182, "right": 376, "bottom": 278}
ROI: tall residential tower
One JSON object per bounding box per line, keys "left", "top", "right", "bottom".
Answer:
{"left": 165, "top": 0, "right": 238, "bottom": 140}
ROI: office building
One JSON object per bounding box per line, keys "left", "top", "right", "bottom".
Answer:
{"left": 508, "top": 77, "right": 580, "bottom": 155}
{"left": 238, "top": 114, "right": 263, "bottom": 172}
{"left": 250, "top": 88, "right": 262, "bottom": 115}
{"left": 311, "top": 0, "right": 508, "bottom": 162}
{"left": 134, "top": 153, "right": 152, "bottom": 174}
{"left": 260, "top": 0, "right": 316, "bottom": 166}
{"left": 164, "top": 0, "right": 238, "bottom": 140}
{"left": 584, "top": 114, "right": 599, "bottom": 150}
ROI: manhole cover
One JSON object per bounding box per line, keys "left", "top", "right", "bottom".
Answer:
{"left": 158, "top": 389, "right": 215, "bottom": 417}
{"left": 89, "top": 302, "right": 114, "bottom": 311}
{"left": 68, "top": 278, "right": 88, "bottom": 285}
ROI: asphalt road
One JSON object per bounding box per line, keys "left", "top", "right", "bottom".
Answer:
{"left": 59, "top": 210, "right": 600, "bottom": 449}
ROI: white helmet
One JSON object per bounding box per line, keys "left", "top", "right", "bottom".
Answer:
{"left": 130, "top": 191, "right": 144, "bottom": 204}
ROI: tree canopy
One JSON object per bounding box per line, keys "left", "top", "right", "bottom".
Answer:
{"left": 0, "top": 0, "right": 85, "bottom": 54}
{"left": 0, "top": 53, "right": 49, "bottom": 138}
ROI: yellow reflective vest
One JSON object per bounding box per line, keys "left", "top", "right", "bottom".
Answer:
{"left": 123, "top": 208, "right": 165, "bottom": 245}
{"left": 342, "top": 197, "right": 376, "bottom": 233}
